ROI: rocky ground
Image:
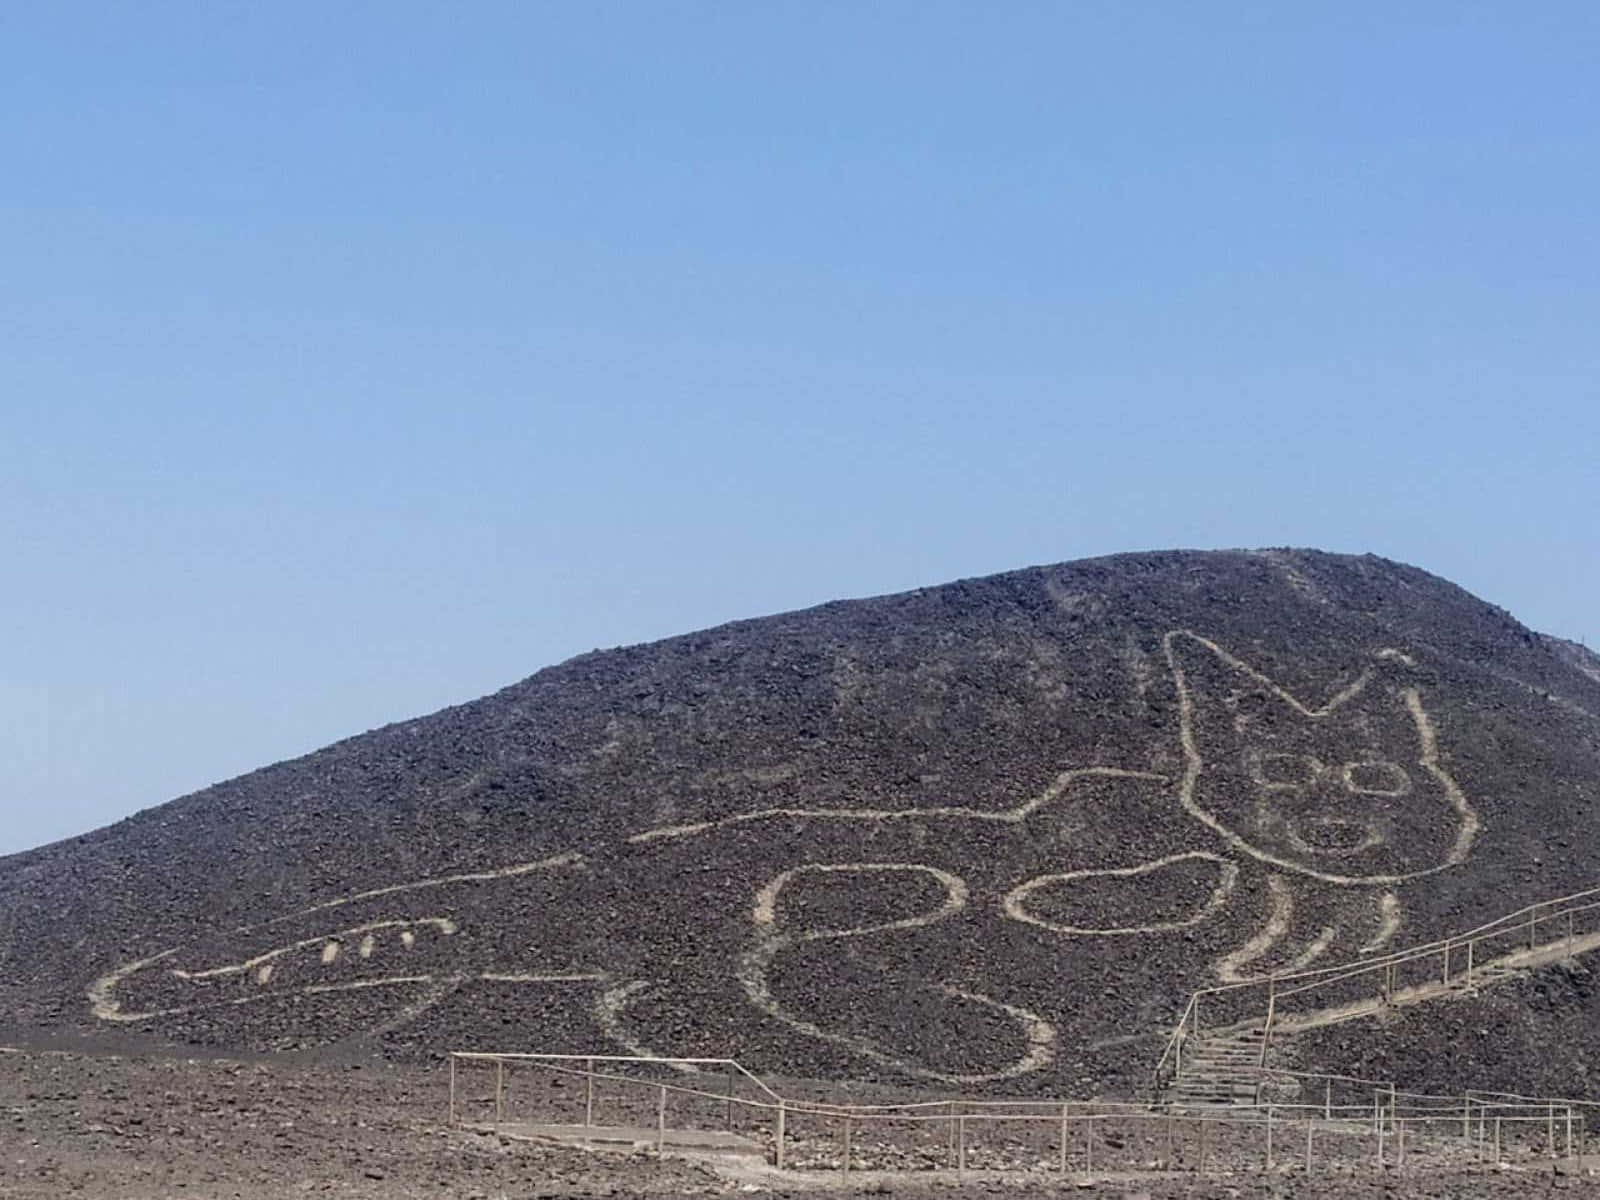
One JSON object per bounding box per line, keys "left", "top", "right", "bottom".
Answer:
{"left": 5, "top": 1046, "right": 1600, "bottom": 1199}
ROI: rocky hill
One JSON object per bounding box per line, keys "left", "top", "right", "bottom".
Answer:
{"left": 2, "top": 548, "right": 1598, "bottom": 1096}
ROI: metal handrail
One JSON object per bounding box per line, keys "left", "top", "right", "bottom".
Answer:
{"left": 1154, "top": 883, "right": 1600, "bottom": 1093}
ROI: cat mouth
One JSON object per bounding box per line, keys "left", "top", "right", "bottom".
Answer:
{"left": 1284, "top": 817, "right": 1383, "bottom": 858}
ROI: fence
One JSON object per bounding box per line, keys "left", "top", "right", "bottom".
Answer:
{"left": 447, "top": 1052, "right": 1591, "bottom": 1176}
{"left": 1155, "top": 885, "right": 1600, "bottom": 1091}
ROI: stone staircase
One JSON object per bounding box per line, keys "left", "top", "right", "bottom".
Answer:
{"left": 1166, "top": 1025, "right": 1270, "bottom": 1110}
{"left": 1164, "top": 958, "right": 1539, "bottom": 1110}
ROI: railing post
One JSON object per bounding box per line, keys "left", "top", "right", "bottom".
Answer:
{"left": 1389, "top": 1083, "right": 1397, "bottom": 1134}
{"left": 1198, "top": 1117, "right": 1207, "bottom": 1175}
{"left": 1397, "top": 1116, "right": 1406, "bottom": 1171}
{"left": 957, "top": 1116, "right": 967, "bottom": 1175}
{"left": 1086, "top": 1114, "right": 1093, "bottom": 1173}
{"left": 1377, "top": 1103, "right": 1385, "bottom": 1168}
{"left": 1165, "top": 1113, "right": 1175, "bottom": 1170}
{"left": 585, "top": 1057, "right": 595, "bottom": 1128}
{"left": 1466, "top": 938, "right": 1474, "bottom": 987}
{"left": 1462, "top": 1096, "right": 1471, "bottom": 1142}
{"left": 1568, "top": 1106, "right": 1576, "bottom": 1161}
{"left": 1266, "top": 1103, "right": 1274, "bottom": 1169}
{"left": 775, "top": 1099, "right": 786, "bottom": 1170}
{"left": 1305, "top": 1112, "right": 1314, "bottom": 1173}
{"left": 1530, "top": 909, "right": 1537, "bottom": 951}
{"left": 842, "top": 1116, "right": 851, "bottom": 1174}
{"left": 1325, "top": 1079, "right": 1332, "bottom": 1121}
{"left": 1549, "top": 1103, "right": 1557, "bottom": 1158}
{"left": 1442, "top": 940, "right": 1450, "bottom": 985}
{"left": 726, "top": 1065, "right": 735, "bottom": 1131}
{"left": 495, "top": 1059, "right": 505, "bottom": 1131}
{"left": 448, "top": 1055, "right": 457, "bottom": 1127}
{"left": 656, "top": 1085, "right": 667, "bottom": 1157}
{"left": 1261, "top": 979, "right": 1276, "bottom": 1068}
{"left": 947, "top": 1100, "right": 957, "bottom": 1156}
{"left": 1060, "top": 1105, "right": 1069, "bottom": 1173}
{"left": 1494, "top": 1116, "right": 1501, "bottom": 1164}
{"left": 1568, "top": 911, "right": 1576, "bottom": 961}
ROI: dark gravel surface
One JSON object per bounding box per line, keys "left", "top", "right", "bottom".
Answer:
{"left": 2, "top": 548, "right": 1599, "bottom": 1099}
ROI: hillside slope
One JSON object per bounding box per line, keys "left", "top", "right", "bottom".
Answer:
{"left": 3, "top": 549, "right": 1598, "bottom": 1094}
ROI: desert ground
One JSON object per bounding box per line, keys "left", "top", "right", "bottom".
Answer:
{"left": 4, "top": 1044, "right": 1599, "bottom": 1199}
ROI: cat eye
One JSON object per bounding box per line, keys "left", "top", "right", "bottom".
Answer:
{"left": 1248, "top": 752, "right": 1323, "bottom": 787}
{"left": 1342, "top": 761, "right": 1411, "bottom": 796}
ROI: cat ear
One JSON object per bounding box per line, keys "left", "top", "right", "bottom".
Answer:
{"left": 1163, "top": 630, "right": 1379, "bottom": 732}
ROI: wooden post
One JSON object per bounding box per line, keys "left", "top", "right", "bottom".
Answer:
{"left": 1305, "top": 1114, "right": 1314, "bottom": 1173}
{"left": 1494, "top": 1116, "right": 1501, "bottom": 1164}
{"left": 495, "top": 1060, "right": 505, "bottom": 1131}
{"left": 842, "top": 1116, "right": 851, "bottom": 1174}
{"left": 1086, "top": 1115, "right": 1094, "bottom": 1173}
{"left": 656, "top": 1085, "right": 666, "bottom": 1157}
{"left": 1060, "top": 1105, "right": 1069, "bottom": 1173}
{"left": 1325, "top": 1079, "right": 1332, "bottom": 1120}
{"left": 1568, "top": 1106, "right": 1575, "bottom": 1161}
{"left": 1530, "top": 910, "right": 1537, "bottom": 951}
{"left": 1568, "top": 911, "right": 1576, "bottom": 961}
{"left": 448, "top": 1055, "right": 457, "bottom": 1127}
{"left": 775, "top": 1100, "right": 786, "bottom": 1170}
{"left": 1389, "top": 1084, "right": 1398, "bottom": 1134}
{"left": 1165, "top": 1114, "right": 1174, "bottom": 1171}
{"left": 1376, "top": 1097, "right": 1385, "bottom": 1167}
{"left": 1198, "top": 1118, "right": 1207, "bottom": 1175}
{"left": 1466, "top": 939, "right": 1474, "bottom": 987}
{"left": 1442, "top": 941, "right": 1450, "bottom": 985}
{"left": 726, "top": 1065, "right": 735, "bottom": 1131}
{"left": 585, "top": 1058, "right": 595, "bottom": 1128}
{"left": 957, "top": 1116, "right": 966, "bottom": 1175}
{"left": 948, "top": 1100, "right": 957, "bottom": 1156}
{"left": 1550, "top": 1103, "right": 1557, "bottom": 1157}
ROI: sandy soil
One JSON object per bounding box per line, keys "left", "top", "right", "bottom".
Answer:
{"left": 5, "top": 1047, "right": 1600, "bottom": 1199}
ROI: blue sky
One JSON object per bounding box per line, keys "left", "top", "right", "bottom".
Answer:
{"left": 3, "top": 4, "right": 1597, "bottom": 854}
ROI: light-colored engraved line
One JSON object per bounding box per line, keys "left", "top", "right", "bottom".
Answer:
{"left": 752, "top": 863, "right": 968, "bottom": 934}
{"left": 1406, "top": 688, "right": 1481, "bottom": 869}
{"left": 1167, "top": 630, "right": 1480, "bottom": 885}
{"left": 737, "top": 861, "right": 1055, "bottom": 1083}
{"left": 172, "top": 918, "right": 456, "bottom": 982}
{"left": 1360, "top": 892, "right": 1403, "bottom": 954}
{"left": 627, "top": 767, "right": 1168, "bottom": 845}
{"left": 1001, "top": 852, "right": 1240, "bottom": 935}
{"left": 595, "top": 979, "right": 694, "bottom": 1072}
{"left": 1216, "top": 876, "right": 1294, "bottom": 983}
{"left": 478, "top": 972, "right": 608, "bottom": 984}
{"left": 90, "top": 966, "right": 436, "bottom": 1023}
{"left": 247, "top": 851, "right": 586, "bottom": 930}
{"left": 88, "top": 950, "right": 179, "bottom": 1021}
{"left": 736, "top": 935, "right": 1055, "bottom": 1085}
{"left": 1286, "top": 926, "right": 1337, "bottom": 972}
{"left": 302, "top": 975, "right": 432, "bottom": 995}
{"left": 363, "top": 975, "right": 466, "bottom": 1039}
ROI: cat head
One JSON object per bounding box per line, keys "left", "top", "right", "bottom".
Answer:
{"left": 1164, "top": 632, "right": 1479, "bottom": 885}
